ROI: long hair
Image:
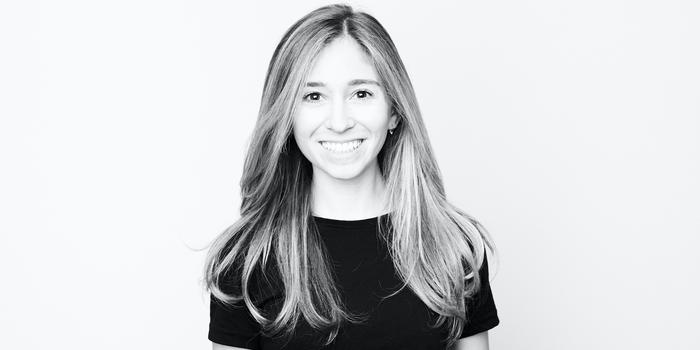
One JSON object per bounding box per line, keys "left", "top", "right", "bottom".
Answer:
{"left": 202, "top": 3, "right": 499, "bottom": 348}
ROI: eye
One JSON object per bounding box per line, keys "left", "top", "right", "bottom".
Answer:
{"left": 355, "top": 90, "right": 373, "bottom": 99}
{"left": 302, "top": 92, "right": 322, "bottom": 103}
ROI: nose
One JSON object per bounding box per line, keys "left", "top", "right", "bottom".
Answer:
{"left": 325, "top": 99, "right": 355, "bottom": 133}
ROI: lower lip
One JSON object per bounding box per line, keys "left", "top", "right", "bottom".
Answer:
{"left": 318, "top": 139, "right": 365, "bottom": 158}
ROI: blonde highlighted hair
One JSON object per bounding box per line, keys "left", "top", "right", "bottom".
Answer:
{"left": 203, "top": 3, "right": 498, "bottom": 348}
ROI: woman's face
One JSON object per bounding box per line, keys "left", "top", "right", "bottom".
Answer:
{"left": 292, "top": 36, "right": 398, "bottom": 181}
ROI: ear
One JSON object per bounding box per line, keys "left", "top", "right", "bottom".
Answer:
{"left": 389, "top": 111, "right": 399, "bottom": 129}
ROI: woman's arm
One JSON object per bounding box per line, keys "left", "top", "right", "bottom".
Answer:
{"left": 453, "top": 330, "right": 490, "bottom": 350}
{"left": 212, "top": 342, "right": 252, "bottom": 350}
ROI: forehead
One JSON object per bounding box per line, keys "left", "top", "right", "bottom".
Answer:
{"left": 305, "top": 36, "right": 379, "bottom": 83}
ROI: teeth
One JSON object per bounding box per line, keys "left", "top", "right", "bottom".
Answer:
{"left": 320, "top": 139, "right": 363, "bottom": 153}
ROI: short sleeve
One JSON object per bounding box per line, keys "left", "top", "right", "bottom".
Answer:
{"left": 460, "top": 252, "right": 500, "bottom": 338}
{"left": 208, "top": 272, "right": 263, "bottom": 349}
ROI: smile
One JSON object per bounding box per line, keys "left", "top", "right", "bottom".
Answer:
{"left": 319, "top": 139, "right": 365, "bottom": 153}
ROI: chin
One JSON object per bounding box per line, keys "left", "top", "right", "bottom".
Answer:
{"left": 316, "top": 163, "right": 366, "bottom": 181}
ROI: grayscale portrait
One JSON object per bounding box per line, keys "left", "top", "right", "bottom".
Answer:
{"left": 203, "top": 4, "right": 499, "bottom": 350}
{"left": 7, "top": 1, "right": 698, "bottom": 350}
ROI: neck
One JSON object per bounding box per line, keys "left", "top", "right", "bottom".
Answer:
{"left": 310, "top": 162, "right": 390, "bottom": 220}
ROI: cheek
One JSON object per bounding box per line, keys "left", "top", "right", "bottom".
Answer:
{"left": 353, "top": 104, "right": 391, "bottom": 129}
{"left": 292, "top": 111, "right": 312, "bottom": 135}
{"left": 291, "top": 114, "right": 319, "bottom": 153}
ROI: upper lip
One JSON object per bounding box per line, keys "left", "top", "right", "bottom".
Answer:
{"left": 319, "top": 138, "right": 365, "bottom": 143}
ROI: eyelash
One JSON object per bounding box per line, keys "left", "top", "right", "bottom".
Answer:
{"left": 302, "top": 90, "right": 374, "bottom": 102}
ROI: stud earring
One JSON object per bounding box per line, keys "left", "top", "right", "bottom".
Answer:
{"left": 389, "top": 129, "right": 394, "bottom": 135}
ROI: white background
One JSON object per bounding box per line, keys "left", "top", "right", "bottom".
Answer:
{"left": 1, "top": 0, "right": 698, "bottom": 349}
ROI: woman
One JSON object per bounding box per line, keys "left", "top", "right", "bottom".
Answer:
{"left": 203, "top": 3, "right": 500, "bottom": 350}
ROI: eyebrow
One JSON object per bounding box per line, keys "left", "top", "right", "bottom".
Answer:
{"left": 305, "top": 79, "right": 382, "bottom": 87}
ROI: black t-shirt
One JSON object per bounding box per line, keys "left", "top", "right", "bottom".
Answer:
{"left": 209, "top": 213, "right": 500, "bottom": 349}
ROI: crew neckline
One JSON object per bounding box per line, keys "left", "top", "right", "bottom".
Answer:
{"left": 312, "top": 212, "right": 390, "bottom": 229}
